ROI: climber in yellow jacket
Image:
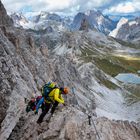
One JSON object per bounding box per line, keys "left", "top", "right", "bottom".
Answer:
{"left": 36, "top": 86, "right": 69, "bottom": 124}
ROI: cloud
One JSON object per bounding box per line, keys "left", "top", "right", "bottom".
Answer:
{"left": 2, "top": 0, "right": 71, "bottom": 12}
{"left": 1, "top": 0, "right": 140, "bottom": 16}
{"left": 104, "top": 0, "right": 140, "bottom": 14}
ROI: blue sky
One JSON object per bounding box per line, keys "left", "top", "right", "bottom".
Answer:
{"left": 2, "top": 0, "right": 140, "bottom": 16}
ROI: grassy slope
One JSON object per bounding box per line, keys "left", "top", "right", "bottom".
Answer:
{"left": 79, "top": 44, "right": 140, "bottom": 90}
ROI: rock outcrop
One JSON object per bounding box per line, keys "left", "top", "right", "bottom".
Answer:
{"left": 8, "top": 107, "right": 140, "bottom": 140}
{"left": 0, "top": 0, "right": 13, "bottom": 26}
{"left": 79, "top": 19, "right": 89, "bottom": 31}
{"left": 109, "top": 17, "right": 140, "bottom": 42}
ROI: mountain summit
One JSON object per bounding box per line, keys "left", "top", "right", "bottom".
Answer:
{"left": 71, "top": 10, "right": 116, "bottom": 34}
{"left": 110, "top": 17, "right": 140, "bottom": 42}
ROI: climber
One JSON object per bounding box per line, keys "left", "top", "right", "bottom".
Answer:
{"left": 35, "top": 83, "right": 69, "bottom": 124}
{"left": 26, "top": 96, "right": 42, "bottom": 113}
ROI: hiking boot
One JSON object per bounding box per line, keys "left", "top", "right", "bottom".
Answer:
{"left": 37, "top": 119, "right": 42, "bottom": 124}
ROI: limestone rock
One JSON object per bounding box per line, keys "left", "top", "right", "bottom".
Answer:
{"left": 0, "top": 0, "right": 13, "bottom": 26}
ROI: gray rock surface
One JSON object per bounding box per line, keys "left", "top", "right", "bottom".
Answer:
{"left": 8, "top": 107, "right": 140, "bottom": 140}
{"left": 0, "top": 1, "right": 13, "bottom": 26}
{"left": 0, "top": 26, "right": 139, "bottom": 139}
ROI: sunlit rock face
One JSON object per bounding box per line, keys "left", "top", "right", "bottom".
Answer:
{"left": 71, "top": 10, "right": 116, "bottom": 34}
{"left": 109, "top": 17, "right": 140, "bottom": 42}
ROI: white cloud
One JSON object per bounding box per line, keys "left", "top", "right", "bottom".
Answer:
{"left": 1, "top": 0, "right": 140, "bottom": 15}
{"left": 104, "top": 0, "right": 140, "bottom": 14}
{"left": 44, "top": 0, "right": 72, "bottom": 11}
{"left": 1, "top": 0, "right": 111, "bottom": 13}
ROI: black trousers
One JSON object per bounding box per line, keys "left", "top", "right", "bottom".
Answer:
{"left": 37, "top": 101, "right": 59, "bottom": 123}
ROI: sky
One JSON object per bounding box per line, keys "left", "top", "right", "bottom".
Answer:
{"left": 1, "top": 0, "right": 140, "bottom": 16}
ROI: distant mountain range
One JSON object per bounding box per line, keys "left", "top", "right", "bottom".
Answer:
{"left": 108, "top": 15, "right": 136, "bottom": 22}
{"left": 10, "top": 10, "right": 117, "bottom": 34}
{"left": 10, "top": 10, "right": 140, "bottom": 38}
{"left": 108, "top": 12, "right": 140, "bottom": 21}
{"left": 10, "top": 12, "right": 72, "bottom": 32}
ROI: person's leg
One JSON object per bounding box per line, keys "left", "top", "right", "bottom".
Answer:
{"left": 50, "top": 101, "right": 59, "bottom": 115}
{"left": 41, "top": 103, "right": 45, "bottom": 112}
{"left": 37, "top": 103, "right": 51, "bottom": 124}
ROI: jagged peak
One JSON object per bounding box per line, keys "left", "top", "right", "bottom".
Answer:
{"left": 116, "top": 17, "right": 128, "bottom": 28}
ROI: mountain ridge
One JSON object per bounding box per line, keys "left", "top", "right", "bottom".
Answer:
{"left": 10, "top": 10, "right": 117, "bottom": 34}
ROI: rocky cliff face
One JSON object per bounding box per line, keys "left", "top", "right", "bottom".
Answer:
{"left": 8, "top": 107, "right": 140, "bottom": 140}
{"left": 0, "top": 27, "right": 140, "bottom": 139}
{"left": 109, "top": 17, "right": 140, "bottom": 42}
{"left": 10, "top": 13, "right": 29, "bottom": 28}
{"left": 79, "top": 18, "right": 90, "bottom": 31}
{"left": 0, "top": 1, "right": 13, "bottom": 26}
{"left": 71, "top": 10, "right": 116, "bottom": 34}
{"left": 0, "top": 27, "right": 94, "bottom": 139}
{"left": 0, "top": 1, "right": 140, "bottom": 140}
